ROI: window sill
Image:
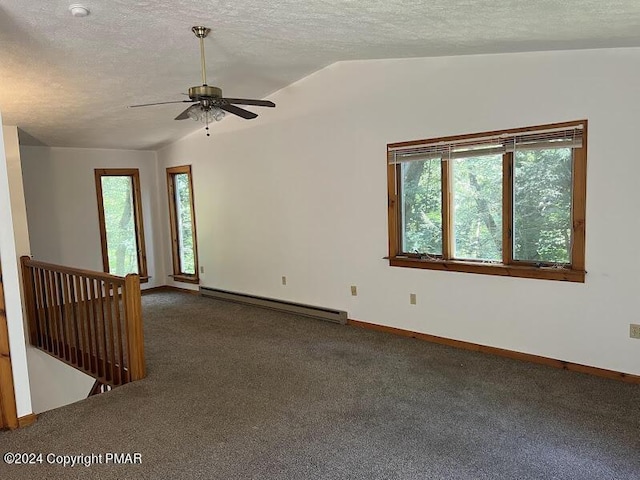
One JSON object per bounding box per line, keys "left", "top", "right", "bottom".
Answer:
{"left": 389, "top": 257, "right": 585, "bottom": 283}
{"left": 169, "top": 274, "right": 200, "bottom": 285}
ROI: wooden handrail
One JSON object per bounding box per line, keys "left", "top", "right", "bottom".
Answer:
{"left": 21, "top": 258, "right": 126, "bottom": 284}
{"left": 20, "top": 256, "right": 146, "bottom": 387}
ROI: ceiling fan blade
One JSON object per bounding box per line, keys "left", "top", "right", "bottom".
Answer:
{"left": 222, "top": 98, "right": 275, "bottom": 108}
{"left": 220, "top": 104, "right": 258, "bottom": 120}
{"left": 175, "top": 104, "right": 199, "bottom": 120}
{"left": 129, "top": 100, "right": 195, "bottom": 108}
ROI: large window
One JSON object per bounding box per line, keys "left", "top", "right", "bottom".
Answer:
{"left": 387, "top": 121, "right": 586, "bottom": 282}
{"left": 166, "top": 165, "right": 199, "bottom": 283}
{"left": 95, "top": 169, "right": 148, "bottom": 279}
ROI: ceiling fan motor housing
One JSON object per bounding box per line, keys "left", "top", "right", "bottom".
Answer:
{"left": 189, "top": 85, "right": 222, "bottom": 101}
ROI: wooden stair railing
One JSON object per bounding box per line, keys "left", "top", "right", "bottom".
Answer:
{"left": 20, "top": 256, "right": 146, "bottom": 387}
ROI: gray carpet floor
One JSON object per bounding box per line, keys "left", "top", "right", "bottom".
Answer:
{"left": 1, "top": 291, "right": 639, "bottom": 479}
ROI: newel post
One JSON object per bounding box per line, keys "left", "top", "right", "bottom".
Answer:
{"left": 124, "top": 274, "right": 146, "bottom": 380}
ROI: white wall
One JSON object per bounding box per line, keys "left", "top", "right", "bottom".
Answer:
{"left": 158, "top": 47, "right": 640, "bottom": 376}
{"left": 27, "top": 348, "right": 95, "bottom": 414}
{"left": 1, "top": 124, "right": 33, "bottom": 417}
{"left": 21, "top": 146, "right": 165, "bottom": 289}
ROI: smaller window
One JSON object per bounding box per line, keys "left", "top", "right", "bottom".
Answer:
{"left": 166, "top": 165, "right": 199, "bottom": 284}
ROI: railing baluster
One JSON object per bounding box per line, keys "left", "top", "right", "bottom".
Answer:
{"left": 104, "top": 281, "right": 116, "bottom": 384}
{"left": 73, "top": 275, "right": 87, "bottom": 370}
{"left": 97, "top": 279, "right": 108, "bottom": 383}
{"left": 56, "top": 272, "right": 64, "bottom": 356}
{"left": 122, "top": 285, "right": 132, "bottom": 383}
{"left": 33, "top": 268, "right": 45, "bottom": 349}
{"left": 48, "top": 269, "right": 57, "bottom": 354}
{"left": 55, "top": 271, "right": 66, "bottom": 359}
{"left": 89, "top": 278, "right": 99, "bottom": 378}
{"left": 66, "top": 273, "right": 78, "bottom": 365}
{"left": 39, "top": 268, "right": 50, "bottom": 352}
{"left": 72, "top": 275, "right": 84, "bottom": 369}
{"left": 114, "top": 284, "right": 125, "bottom": 385}
{"left": 38, "top": 269, "right": 48, "bottom": 352}
{"left": 48, "top": 270, "right": 58, "bottom": 356}
{"left": 45, "top": 269, "right": 59, "bottom": 356}
{"left": 72, "top": 277, "right": 78, "bottom": 363}
{"left": 65, "top": 273, "right": 74, "bottom": 363}
{"left": 28, "top": 265, "right": 39, "bottom": 347}
{"left": 85, "top": 278, "right": 94, "bottom": 375}
{"left": 65, "top": 273, "right": 73, "bottom": 362}
{"left": 87, "top": 278, "right": 101, "bottom": 377}
{"left": 61, "top": 273, "right": 71, "bottom": 362}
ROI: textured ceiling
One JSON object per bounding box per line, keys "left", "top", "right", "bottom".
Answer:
{"left": 1, "top": 0, "right": 640, "bottom": 150}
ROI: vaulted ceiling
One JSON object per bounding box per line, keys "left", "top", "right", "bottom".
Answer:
{"left": 2, "top": 0, "right": 640, "bottom": 150}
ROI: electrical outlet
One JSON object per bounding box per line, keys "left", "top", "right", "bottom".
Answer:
{"left": 200, "top": 266, "right": 204, "bottom": 274}
{"left": 350, "top": 285, "right": 357, "bottom": 296}
{"left": 281, "top": 276, "right": 287, "bottom": 286}
{"left": 410, "top": 293, "right": 417, "bottom": 305}
{"left": 630, "top": 324, "right": 640, "bottom": 339}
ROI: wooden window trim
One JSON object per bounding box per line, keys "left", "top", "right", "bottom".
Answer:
{"left": 387, "top": 120, "right": 587, "bottom": 283}
{"left": 441, "top": 158, "right": 452, "bottom": 259}
{"left": 166, "top": 165, "right": 199, "bottom": 284}
{"left": 168, "top": 274, "right": 200, "bottom": 284}
{"left": 501, "top": 151, "right": 514, "bottom": 266}
{"left": 95, "top": 169, "right": 148, "bottom": 282}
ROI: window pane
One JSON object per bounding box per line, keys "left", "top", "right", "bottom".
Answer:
{"left": 513, "top": 148, "right": 572, "bottom": 264}
{"left": 452, "top": 155, "right": 502, "bottom": 261}
{"left": 101, "top": 176, "right": 138, "bottom": 275}
{"left": 400, "top": 159, "right": 442, "bottom": 255}
{"left": 174, "top": 173, "right": 195, "bottom": 275}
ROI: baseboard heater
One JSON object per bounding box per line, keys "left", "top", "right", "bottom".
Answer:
{"left": 200, "top": 287, "right": 347, "bottom": 325}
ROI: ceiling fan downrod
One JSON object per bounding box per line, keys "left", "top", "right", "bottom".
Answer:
{"left": 192, "top": 26, "right": 211, "bottom": 86}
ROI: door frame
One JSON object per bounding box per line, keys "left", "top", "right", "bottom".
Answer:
{"left": 0, "top": 260, "right": 18, "bottom": 429}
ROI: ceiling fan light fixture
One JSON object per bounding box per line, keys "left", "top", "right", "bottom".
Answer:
{"left": 187, "top": 107, "right": 200, "bottom": 122}
{"left": 187, "top": 106, "right": 225, "bottom": 123}
{"left": 212, "top": 108, "right": 225, "bottom": 122}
